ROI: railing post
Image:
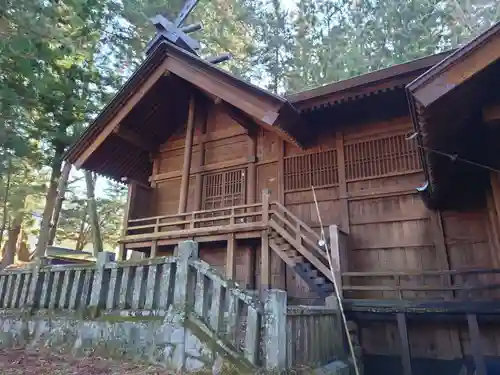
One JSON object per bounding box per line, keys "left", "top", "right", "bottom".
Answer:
{"left": 264, "top": 289, "right": 287, "bottom": 371}
{"left": 329, "top": 225, "right": 345, "bottom": 298}
{"left": 89, "top": 252, "right": 114, "bottom": 313}
{"left": 190, "top": 212, "right": 195, "bottom": 229}
{"left": 326, "top": 295, "right": 345, "bottom": 358}
{"left": 164, "top": 240, "right": 198, "bottom": 371}
{"left": 262, "top": 189, "right": 270, "bottom": 224}
{"left": 229, "top": 207, "right": 235, "bottom": 225}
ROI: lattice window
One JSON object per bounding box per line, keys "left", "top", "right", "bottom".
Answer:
{"left": 344, "top": 132, "right": 421, "bottom": 181}
{"left": 202, "top": 169, "right": 246, "bottom": 210}
{"left": 284, "top": 149, "right": 338, "bottom": 192}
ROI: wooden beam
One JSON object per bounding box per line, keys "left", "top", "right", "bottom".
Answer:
{"left": 226, "top": 233, "right": 236, "bottom": 279}
{"left": 178, "top": 95, "right": 196, "bottom": 214}
{"left": 165, "top": 56, "right": 281, "bottom": 125}
{"left": 113, "top": 125, "right": 155, "bottom": 151}
{"left": 483, "top": 103, "right": 500, "bottom": 123}
{"left": 74, "top": 59, "right": 170, "bottom": 168}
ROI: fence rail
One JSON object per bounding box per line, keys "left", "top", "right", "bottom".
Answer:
{"left": 342, "top": 268, "right": 500, "bottom": 300}
{"left": 0, "top": 241, "right": 344, "bottom": 371}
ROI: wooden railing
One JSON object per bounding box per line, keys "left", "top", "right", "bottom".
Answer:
{"left": 342, "top": 268, "right": 500, "bottom": 300}
{"left": 269, "top": 201, "right": 335, "bottom": 282}
{"left": 125, "top": 202, "right": 263, "bottom": 239}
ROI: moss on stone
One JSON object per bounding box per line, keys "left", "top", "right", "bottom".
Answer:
{"left": 96, "top": 314, "right": 164, "bottom": 323}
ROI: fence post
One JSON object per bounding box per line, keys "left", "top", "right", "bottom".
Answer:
{"left": 25, "top": 258, "right": 48, "bottom": 310}
{"left": 165, "top": 240, "right": 198, "bottom": 372}
{"left": 89, "top": 252, "right": 114, "bottom": 313}
{"left": 326, "top": 295, "right": 345, "bottom": 359}
{"left": 264, "top": 289, "right": 287, "bottom": 371}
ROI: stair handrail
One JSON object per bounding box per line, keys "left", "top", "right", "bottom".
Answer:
{"left": 270, "top": 200, "right": 324, "bottom": 244}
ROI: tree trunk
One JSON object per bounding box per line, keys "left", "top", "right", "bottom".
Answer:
{"left": 48, "top": 162, "right": 72, "bottom": 245}
{"left": 1, "top": 213, "right": 22, "bottom": 267}
{"left": 16, "top": 228, "right": 30, "bottom": 262}
{"left": 85, "top": 171, "right": 103, "bottom": 256}
{"left": 34, "top": 151, "right": 63, "bottom": 258}
{"left": 0, "top": 157, "right": 12, "bottom": 248}
{"left": 75, "top": 209, "right": 88, "bottom": 251}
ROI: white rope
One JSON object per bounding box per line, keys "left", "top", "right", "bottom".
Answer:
{"left": 311, "top": 185, "right": 361, "bottom": 375}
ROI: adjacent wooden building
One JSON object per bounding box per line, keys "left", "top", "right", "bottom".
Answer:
{"left": 65, "top": 21, "right": 500, "bottom": 374}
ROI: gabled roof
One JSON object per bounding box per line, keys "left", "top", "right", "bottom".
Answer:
{"left": 407, "top": 21, "right": 500, "bottom": 210}
{"left": 407, "top": 22, "right": 500, "bottom": 107}
{"left": 64, "top": 40, "right": 307, "bottom": 182}
{"left": 288, "top": 51, "right": 453, "bottom": 112}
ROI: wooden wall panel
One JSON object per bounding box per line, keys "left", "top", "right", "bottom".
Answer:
{"left": 154, "top": 178, "right": 181, "bottom": 215}
{"left": 349, "top": 194, "right": 427, "bottom": 225}
{"left": 204, "top": 135, "right": 248, "bottom": 165}
{"left": 129, "top": 185, "right": 153, "bottom": 219}
{"left": 157, "top": 148, "right": 184, "bottom": 174}
{"left": 256, "top": 162, "right": 279, "bottom": 202}
{"left": 257, "top": 129, "right": 280, "bottom": 160}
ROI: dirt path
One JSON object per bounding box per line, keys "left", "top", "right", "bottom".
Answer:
{"left": 0, "top": 349, "right": 175, "bottom": 375}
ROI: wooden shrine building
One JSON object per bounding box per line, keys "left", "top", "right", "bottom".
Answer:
{"left": 65, "top": 21, "right": 500, "bottom": 374}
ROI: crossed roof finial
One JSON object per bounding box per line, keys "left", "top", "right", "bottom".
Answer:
{"left": 145, "top": 0, "right": 231, "bottom": 65}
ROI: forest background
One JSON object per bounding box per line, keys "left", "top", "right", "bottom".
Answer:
{"left": 0, "top": 0, "right": 499, "bottom": 265}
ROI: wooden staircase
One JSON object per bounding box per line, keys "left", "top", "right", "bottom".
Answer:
{"left": 267, "top": 201, "right": 337, "bottom": 299}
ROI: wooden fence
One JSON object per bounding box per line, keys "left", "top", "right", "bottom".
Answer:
{"left": 286, "top": 304, "right": 343, "bottom": 368}
{"left": 0, "top": 241, "right": 345, "bottom": 371}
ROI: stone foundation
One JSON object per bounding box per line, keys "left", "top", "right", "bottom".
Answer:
{"left": 0, "top": 309, "right": 224, "bottom": 373}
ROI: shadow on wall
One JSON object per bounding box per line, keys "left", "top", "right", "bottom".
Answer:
{"left": 365, "top": 355, "right": 500, "bottom": 375}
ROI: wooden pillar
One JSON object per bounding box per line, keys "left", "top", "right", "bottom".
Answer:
{"left": 178, "top": 95, "right": 196, "bottom": 214}
{"left": 488, "top": 172, "right": 500, "bottom": 267}
{"left": 261, "top": 189, "right": 270, "bottom": 293}
{"left": 150, "top": 240, "right": 158, "bottom": 258}
{"left": 336, "top": 132, "right": 350, "bottom": 233}
{"left": 226, "top": 233, "right": 236, "bottom": 279}
{"left": 247, "top": 131, "right": 257, "bottom": 204}
{"left": 243, "top": 134, "right": 257, "bottom": 290}
{"left": 118, "top": 182, "right": 136, "bottom": 261}
{"left": 397, "top": 313, "right": 413, "bottom": 375}
{"left": 467, "top": 313, "right": 487, "bottom": 375}
{"left": 194, "top": 105, "right": 207, "bottom": 211}
{"left": 278, "top": 140, "right": 285, "bottom": 203}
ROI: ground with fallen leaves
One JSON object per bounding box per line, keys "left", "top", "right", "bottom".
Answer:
{"left": 0, "top": 349, "right": 175, "bottom": 375}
